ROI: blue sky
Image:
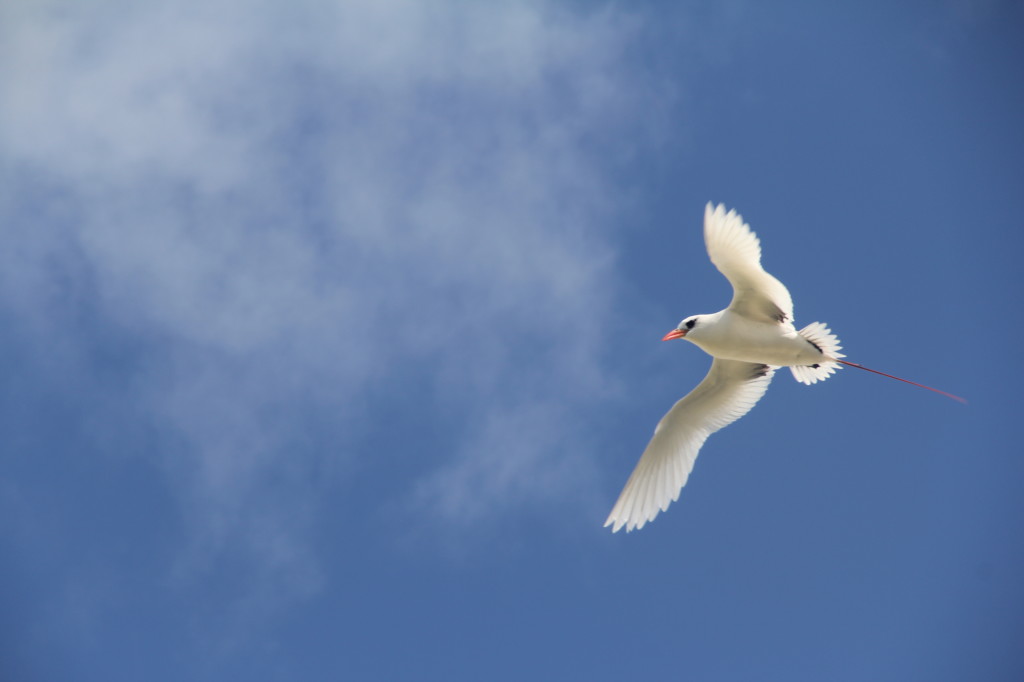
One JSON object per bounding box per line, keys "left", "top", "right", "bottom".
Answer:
{"left": 2, "top": 1, "right": 1022, "bottom": 680}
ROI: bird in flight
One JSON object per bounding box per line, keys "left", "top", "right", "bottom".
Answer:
{"left": 605, "top": 203, "right": 964, "bottom": 533}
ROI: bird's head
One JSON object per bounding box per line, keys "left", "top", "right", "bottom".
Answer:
{"left": 663, "top": 316, "right": 699, "bottom": 341}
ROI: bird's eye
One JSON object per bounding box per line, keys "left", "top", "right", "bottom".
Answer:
{"left": 685, "top": 319, "right": 696, "bottom": 330}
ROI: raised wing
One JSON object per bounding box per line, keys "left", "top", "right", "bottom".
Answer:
{"left": 604, "top": 359, "right": 775, "bottom": 533}
{"left": 704, "top": 203, "right": 794, "bottom": 324}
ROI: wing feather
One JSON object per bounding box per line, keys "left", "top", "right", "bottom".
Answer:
{"left": 704, "top": 203, "right": 794, "bottom": 324}
{"left": 605, "top": 359, "right": 775, "bottom": 533}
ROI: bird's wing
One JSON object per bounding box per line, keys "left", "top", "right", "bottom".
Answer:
{"left": 604, "top": 359, "right": 775, "bottom": 533}
{"left": 704, "top": 203, "right": 794, "bottom": 324}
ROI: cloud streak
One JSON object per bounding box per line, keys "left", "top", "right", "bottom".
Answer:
{"left": 0, "top": 0, "right": 659, "bottom": 614}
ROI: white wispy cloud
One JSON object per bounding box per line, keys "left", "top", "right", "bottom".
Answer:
{"left": 0, "top": 0, "right": 660, "bottom": 609}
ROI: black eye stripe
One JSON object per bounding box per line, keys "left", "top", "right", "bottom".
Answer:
{"left": 685, "top": 319, "right": 696, "bottom": 329}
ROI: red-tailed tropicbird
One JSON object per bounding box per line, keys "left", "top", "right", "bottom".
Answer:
{"left": 605, "top": 203, "right": 964, "bottom": 533}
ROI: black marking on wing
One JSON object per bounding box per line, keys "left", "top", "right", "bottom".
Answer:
{"left": 771, "top": 304, "right": 788, "bottom": 323}
{"left": 805, "top": 338, "right": 822, "bottom": 353}
{"left": 748, "top": 363, "right": 772, "bottom": 379}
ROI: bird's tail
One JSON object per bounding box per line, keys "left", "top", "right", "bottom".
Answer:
{"left": 790, "top": 322, "right": 845, "bottom": 385}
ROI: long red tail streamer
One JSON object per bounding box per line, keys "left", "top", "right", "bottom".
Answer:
{"left": 835, "top": 360, "right": 966, "bottom": 404}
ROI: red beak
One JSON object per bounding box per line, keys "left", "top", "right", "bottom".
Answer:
{"left": 662, "top": 329, "right": 687, "bottom": 341}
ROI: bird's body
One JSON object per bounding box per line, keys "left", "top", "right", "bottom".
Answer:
{"left": 605, "top": 203, "right": 962, "bottom": 534}
{"left": 683, "top": 310, "right": 825, "bottom": 367}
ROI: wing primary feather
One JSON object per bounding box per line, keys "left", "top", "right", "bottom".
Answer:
{"left": 704, "top": 203, "right": 795, "bottom": 324}
{"left": 605, "top": 359, "right": 775, "bottom": 533}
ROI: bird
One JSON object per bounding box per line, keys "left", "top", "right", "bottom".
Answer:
{"left": 604, "top": 202, "right": 964, "bottom": 533}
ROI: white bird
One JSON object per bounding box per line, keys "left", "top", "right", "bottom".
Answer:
{"left": 605, "top": 202, "right": 964, "bottom": 533}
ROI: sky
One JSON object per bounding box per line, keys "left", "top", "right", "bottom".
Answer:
{"left": 1, "top": 1, "right": 1022, "bottom": 680}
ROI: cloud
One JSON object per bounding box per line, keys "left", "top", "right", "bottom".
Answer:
{"left": 0, "top": 0, "right": 658, "bottom": 608}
